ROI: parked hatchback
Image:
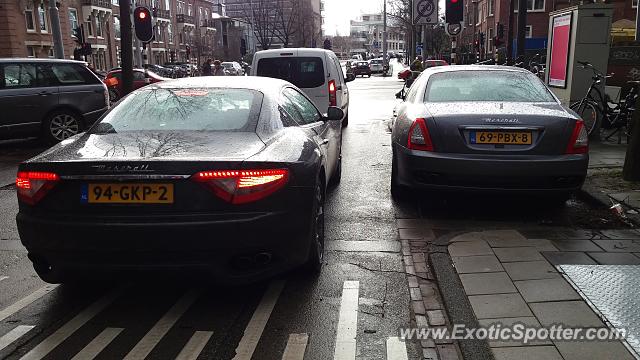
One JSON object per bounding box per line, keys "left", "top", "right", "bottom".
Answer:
{"left": 0, "top": 59, "right": 108, "bottom": 143}
{"left": 252, "top": 48, "right": 353, "bottom": 126}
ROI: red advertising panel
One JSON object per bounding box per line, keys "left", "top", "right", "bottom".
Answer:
{"left": 549, "top": 13, "right": 572, "bottom": 88}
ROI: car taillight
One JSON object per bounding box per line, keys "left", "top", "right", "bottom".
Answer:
{"left": 16, "top": 171, "right": 60, "bottom": 205}
{"left": 566, "top": 119, "right": 589, "bottom": 154}
{"left": 407, "top": 118, "right": 434, "bottom": 151}
{"left": 192, "top": 169, "right": 289, "bottom": 204}
{"left": 328, "top": 80, "right": 337, "bottom": 107}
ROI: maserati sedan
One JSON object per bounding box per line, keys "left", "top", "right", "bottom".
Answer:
{"left": 16, "top": 76, "right": 344, "bottom": 283}
{"left": 391, "top": 66, "right": 589, "bottom": 201}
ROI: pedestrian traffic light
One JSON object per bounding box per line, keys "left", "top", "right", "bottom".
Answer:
{"left": 134, "top": 6, "right": 153, "bottom": 43}
{"left": 323, "top": 38, "right": 332, "bottom": 50}
{"left": 445, "top": 0, "right": 464, "bottom": 24}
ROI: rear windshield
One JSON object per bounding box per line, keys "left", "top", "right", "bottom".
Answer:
{"left": 92, "top": 88, "right": 263, "bottom": 133}
{"left": 425, "top": 71, "right": 556, "bottom": 103}
{"left": 257, "top": 57, "right": 325, "bottom": 88}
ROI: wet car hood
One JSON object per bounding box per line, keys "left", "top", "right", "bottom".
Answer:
{"left": 26, "top": 131, "right": 267, "bottom": 163}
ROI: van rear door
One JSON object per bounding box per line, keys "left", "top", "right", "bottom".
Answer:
{"left": 255, "top": 53, "right": 328, "bottom": 111}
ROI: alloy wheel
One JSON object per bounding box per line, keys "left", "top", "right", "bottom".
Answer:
{"left": 49, "top": 114, "right": 80, "bottom": 141}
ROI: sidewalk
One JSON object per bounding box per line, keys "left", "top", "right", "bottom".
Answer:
{"left": 582, "top": 141, "right": 640, "bottom": 221}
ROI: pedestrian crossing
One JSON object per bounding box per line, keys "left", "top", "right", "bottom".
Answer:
{"left": 0, "top": 279, "right": 411, "bottom": 360}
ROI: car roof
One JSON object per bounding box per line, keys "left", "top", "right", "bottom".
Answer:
{"left": 150, "top": 76, "right": 291, "bottom": 94}
{"left": 0, "top": 58, "right": 87, "bottom": 64}
{"left": 255, "top": 48, "right": 332, "bottom": 57}
{"left": 424, "top": 65, "right": 530, "bottom": 75}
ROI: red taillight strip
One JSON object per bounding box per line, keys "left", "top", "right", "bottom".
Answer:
{"left": 407, "top": 118, "right": 434, "bottom": 152}
{"left": 192, "top": 169, "right": 289, "bottom": 204}
{"left": 566, "top": 119, "right": 589, "bottom": 154}
{"left": 15, "top": 171, "right": 60, "bottom": 205}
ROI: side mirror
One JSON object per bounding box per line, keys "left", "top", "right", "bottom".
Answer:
{"left": 325, "top": 106, "right": 344, "bottom": 121}
{"left": 395, "top": 89, "right": 406, "bottom": 100}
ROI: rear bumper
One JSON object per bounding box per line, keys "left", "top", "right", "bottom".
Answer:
{"left": 17, "top": 193, "right": 314, "bottom": 282}
{"left": 394, "top": 144, "right": 588, "bottom": 192}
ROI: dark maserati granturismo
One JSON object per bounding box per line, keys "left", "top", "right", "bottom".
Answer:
{"left": 16, "top": 76, "right": 345, "bottom": 283}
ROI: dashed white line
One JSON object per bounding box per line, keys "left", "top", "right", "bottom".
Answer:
{"left": 282, "top": 333, "right": 309, "bottom": 360}
{"left": 0, "top": 285, "right": 58, "bottom": 323}
{"left": 123, "top": 289, "right": 201, "bottom": 360}
{"left": 232, "top": 280, "right": 286, "bottom": 360}
{"left": 70, "top": 327, "right": 123, "bottom": 360}
{"left": 0, "top": 325, "right": 35, "bottom": 352}
{"left": 19, "top": 288, "right": 123, "bottom": 360}
{"left": 175, "top": 331, "right": 213, "bottom": 360}
{"left": 385, "top": 337, "right": 409, "bottom": 360}
{"left": 333, "top": 281, "right": 359, "bottom": 360}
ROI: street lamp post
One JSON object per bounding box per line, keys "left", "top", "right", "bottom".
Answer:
{"left": 49, "top": 0, "right": 65, "bottom": 58}
{"left": 382, "top": 0, "right": 388, "bottom": 76}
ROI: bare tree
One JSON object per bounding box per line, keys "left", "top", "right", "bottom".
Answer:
{"left": 273, "top": 0, "right": 298, "bottom": 47}
{"left": 240, "top": 0, "right": 277, "bottom": 50}
{"left": 295, "top": 0, "right": 320, "bottom": 47}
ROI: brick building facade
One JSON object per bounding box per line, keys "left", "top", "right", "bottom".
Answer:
{"left": 458, "top": 0, "right": 636, "bottom": 62}
{"left": 0, "top": 0, "right": 249, "bottom": 71}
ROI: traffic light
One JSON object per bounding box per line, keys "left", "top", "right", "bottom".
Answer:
{"left": 445, "top": 0, "right": 464, "bottom": 24}
{"left": 134, "top": 6, "right": 153, "bottom": 42}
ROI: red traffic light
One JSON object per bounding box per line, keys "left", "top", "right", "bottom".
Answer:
{"left": 138, "top": 11, "right": 146, "bottom": 19}
{"left": 133, "top": 7, "right": 153, "bottom": 42}
{"left": 451, "top": 0, "right": 458, "bottom": 3}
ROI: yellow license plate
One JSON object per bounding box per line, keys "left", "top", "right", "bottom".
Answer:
{"left": 472, "top": 131, "right": 532, "bottom": 145}
{"left": 85, "top": 183, "right": 174, "bottom": 204}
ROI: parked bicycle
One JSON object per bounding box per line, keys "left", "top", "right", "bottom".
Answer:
{"left": 569, "top": 61, "right": 637, "bottom": 143}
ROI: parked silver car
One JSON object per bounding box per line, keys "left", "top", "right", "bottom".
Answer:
{"left": 0, "top": 59, "right": 109, "bottom": 143}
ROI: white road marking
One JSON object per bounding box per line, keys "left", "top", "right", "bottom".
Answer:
{"left": 0, "top": 285, "right": 57, "bottom": 323}
{"left": 232, "top": 280, "right": 286, "bottom": 360}
{"left": 282, "top": 333, "right": 309, "bottom": 360}
{"left": 0, "top": 325, "right": 35, "bottom": 352}
{"left": 333, "top": 281, "right": 359, "bottom": 360}
{"left": 123, "top": 289, "right": 200, "bottom": 360}
{"left": 175, "top": 331, "right": 213, "bottom": 360}
{"left": 70, "top": 327, "right": 123, "bottom": 360}
{"left": 19, "top": 288, "right": 122, "bottom": 360}
{"left": 386, "top": 337, "right": 409, "bottom": 360}
{"left": 0, "top": 276, "right": 8, "bottom": 283}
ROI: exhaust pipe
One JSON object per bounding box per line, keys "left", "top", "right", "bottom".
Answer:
{"left": 254, "top": 252, "right": 272, "bottom": 266}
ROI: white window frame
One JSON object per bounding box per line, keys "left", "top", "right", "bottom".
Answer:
{"left": 95, "top": 17, "right": 103, "bottom": 38}
{"left": 634, "top": 0, "right": 638, "bottom": 8}
{"left": 488, "top": 27, "right": 494, "bottom": 50}
{"left": 85, "top": 19, "right": 94, "bottom": 37}
{"left": 25, "top": 5, "right": 36, "bottom": 32}
{"left": 488, "top": 0, "right": 494, "bottom": 16}
{"left": 515, "top": 0, "right": 545, "bottom": 12}
{"left": 27, "top": 46, "right": 37, "bottom": 58}
{"left": 114, "top": 16, "right": 121, "bottom": 40}
{"left": 69, "top": 8, "right": 78, "bottom": 36}
{"left": 525, "top": 25, "right": 532, "bottom": 38}
{"left": 38, "top": 1, "right": 49, "bottom": 33}
{"left": 168, "top": 23, "right": 173, "bottom": 44}
{"left": 188, "top": 3, "right": 193, "bottom": 16}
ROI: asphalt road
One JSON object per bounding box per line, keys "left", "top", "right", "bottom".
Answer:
{"left": 0, "top": 63, "right": 629, "bottom": 360}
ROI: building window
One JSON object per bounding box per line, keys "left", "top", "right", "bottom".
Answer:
{"left": 38, "top": 1, "right": 48, "bottom": 33}
{"left": 114, "top": 16, "right": 121, "bottom": 39}
{"left": 85, "top": 18, "right": 93, "bottom": 36}
{"left": 488, "top": 27, "right": 494, "bottom": 50}
{"left": 168, "top": 23, "right": 173, "bottom": 43}
{"left": 634, "top": 0, "right": 638, "bottom": 8}
{"left": 188, "top": 3, "right": 193, "bottom": 16}
{"left": 488, "top": 0, "right": 494, "bottom": 16}
{"left": 69, "top": 9, "right": 78, "bottom": 36}
{"left": 525, "top": 25, "right": 532, "bottom": 38}
{"left": 205, "top": 9, "right": 209, "bottom": 19}
{"left": 95, "top": 17, "right": 103, "bottom": 37}
{"left": 48, "top": 48, "right": 54, "bottom": 58}
{"left": 27, "top": 46, "right": 37, "bottom": 58}
{"left": 25, "top": 5, "right": 35, "bottom": 31}
{"left": 112, "top": 0, "right": 118, "bottom": 5}
{"left": 165, "top": 0, "right": 170, "bottom": 10}
{"left": 515, "top": 0, "right": 545, "bottom": 11}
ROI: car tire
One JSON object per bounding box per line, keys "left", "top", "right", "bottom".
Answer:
{"left": 391, "top": 155, "right": 408, "bottom": 200}
{"left": 329, "top": 154, "right": 342, "bottom": 187}
{"left": 342, "top": 113, "right": 349, "bottom": 127}
{"left": 302, "top": 178, "right": 325, "bottom": 274}
{"left": 43, "top": 110, "right": 83, "bottom": 145}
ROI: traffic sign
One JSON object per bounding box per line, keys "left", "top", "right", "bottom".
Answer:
{"left": 413, "top": 0, "right": 437, "bottom": 25}
{"left": 416, "top": 45, "right": 423, "bottom": 53}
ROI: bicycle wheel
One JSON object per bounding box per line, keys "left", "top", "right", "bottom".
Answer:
{"left": 570, "top": 101, "right": 600, "bottom": 135}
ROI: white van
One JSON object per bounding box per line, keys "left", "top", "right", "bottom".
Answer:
{"left": 251, "top": 48, "right": 353, "bottom": 126}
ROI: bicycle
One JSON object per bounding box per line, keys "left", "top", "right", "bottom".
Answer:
{"left": 569, "top": 61, "right": 637, "bottom": 143}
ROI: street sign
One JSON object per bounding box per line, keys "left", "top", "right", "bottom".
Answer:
{"left": 416, "top": 45, "right": 423, "bottom": 53}
{"left": 413, "top": 0, "right": 437, "bottom": 25}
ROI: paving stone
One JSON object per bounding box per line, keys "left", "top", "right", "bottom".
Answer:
{"left": 449, "top": 232, "right": 485, "bottom": 242}
{"left": 460, "top": 272, "right": 517, "bottom": 295}
{"left": 427, "top": 310, "right": 446, "bottom": 326}
{"left": 437, "top": 344, "right": 460, "bottom": 360}
{"left": 421, "top": 339, "right": 436, "bottom": 348}
{"left": 587, "top": 252, "right": 640, "bottom": 264}
{"left": 468, "top": 294, "right": 533, "bottom": 319}
{"left": 423, "top": 348, "right": 438, "bottom": 360}
{"left": 514, "top": 278, "right": 580, "bottom": 302}
{"left": 529, "top": 301, "right": 605, "bottom": 327}
{"left": 416, "top": 314, "right": 429, "bottom": 327}
{"left": 502, "top": 260, "right": 559, "bottom": 280}
{"left": 541, "top": 251, "right": 597, "bottom": 265}
{"left": 415, "top": 262, "right": 429, "bottom": 273}
{"left": 413, "top": 253, "right": 426, "bottom": 264}
{"left": 478, "top": 317, "right": 552, "bottom": 347}
{"left": 432, "top": 326, "right": 454, "bottom": 344}
{"left": 492, "top": 346, "right": 563, "bottom": 360}
{"left": 400, "top": 228, "right": 433, "bottom": 240}
{"left": 410, "top": 287, "right": 422, "bottom": 301}
{"left": 593, "top": 239, "right": 640, "bottom": 253}
{"left": 448, "top": 241, "right": 493, "bottom": 257}
{"left": 599, "top": 229, "right": 640, "bottom": 240}
{"left": 413, "top": 300, "right": 426, "bottom": 315}
{"left": 554, "top": 340, "right": 635, "bottom": 360}
{"left": 550, "top": 240, "right": 604, "bottom": 252}
{"left": 408, "top": 276, "right": 419, "bottom": 288}
{"left": 493, "top": 247, "right": 544, "bottom": 262}
{"left": 452, "top": 255, "right": 504, "bottom": 273}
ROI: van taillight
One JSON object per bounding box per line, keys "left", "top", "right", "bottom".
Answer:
{"left": 328, "top": 80, "right": 337, "bottom": 107}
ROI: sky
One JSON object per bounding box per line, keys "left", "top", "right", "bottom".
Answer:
{"left": 323, "top": 0, "right": 383, "bottom": 36}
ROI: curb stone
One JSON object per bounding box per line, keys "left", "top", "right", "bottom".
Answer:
{"left": 578, "top": 184, "right": 640, "bottom": 227}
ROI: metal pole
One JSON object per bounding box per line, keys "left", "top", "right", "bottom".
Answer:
{"left": 516, "top": 0, "right": 527, "bottom": 59}
{"left": 422, "top": 25, "right": 427, "bottom": 58}
{"left": 451, "top": 36, "right": 456, "bottom": 64}
{"left": 49, "top": 0, "right": 65, "bottom": 58}
{"left": 636, "top": 3, "right": 640, "bottom": 40}
{"left": 472, "top": 0, "right": 477, "bottom": 62}
{"left": 507, "top": 0, "right": 515, "bottom": 62}
{"left": 119, "top": 0, "right": 134, "bottom": 95}
{"left": 382, "top": 0, "right": 388, "bottom": 75}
